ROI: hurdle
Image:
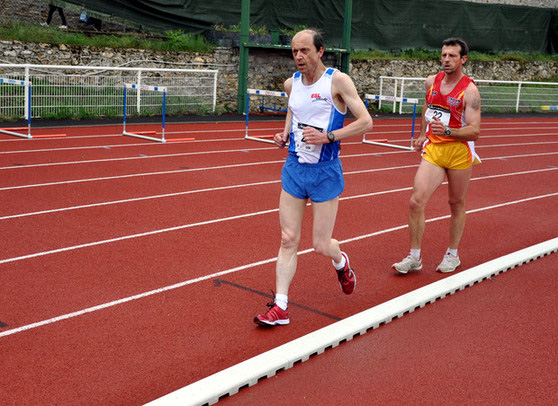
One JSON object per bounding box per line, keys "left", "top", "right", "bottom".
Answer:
{"left": 0, "top": 78, "right": 67, "bottom": 139}
{"left": 364, "top": 94, "right": 419, "bottom": 151}
{"left": 0, "top": 78, "right": 32, "bottom": 139}
{"left": 123, "top": 83, "right": 167, "bottom": 143}
{"left": 244, "top": 88, "right": 287, "bottom": 145}
{"left": 541, "top": 105, "right": 558, "bottom": 111}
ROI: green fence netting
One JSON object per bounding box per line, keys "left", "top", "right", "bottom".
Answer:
{"left": 58, "top": 0, "right": 557, "bottom": 53}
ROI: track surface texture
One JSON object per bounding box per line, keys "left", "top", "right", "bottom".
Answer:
{"left": 1, "top": 115, "right": 556, "bottom": 405}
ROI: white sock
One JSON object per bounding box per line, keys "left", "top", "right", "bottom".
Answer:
{"left": 446, "top": 248, "right": 458, "bottom": 257}
{"left": 410, "top": 249, "right": 421, "bottom": 260}
{"left": 275, "top": 294, "right": 288, "bottom": 310}
{"left": 332, "top": 253, "right": 346, "bottom": 270}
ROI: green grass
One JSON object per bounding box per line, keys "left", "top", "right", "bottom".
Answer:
{"left": 0, "top": 22, "right": 214, "bottom": 53}
{"left": 2, "top": 22, "right": 556, "bottom": 61}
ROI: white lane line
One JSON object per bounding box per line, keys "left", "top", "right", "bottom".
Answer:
{"left": 2, "top": 149, "right": 557, "bottom": 192}
{"left": 0, "top": 137, "right": 267, "bottom": 155}
{"left": 1, "top": 168, "right": 556, "bottom": 265}
{"left": 0, "top": 180, "right": 280, "bottom": 220}
{"left": 0, "top": 160, "right": 284, "bottom": 191}
{"left": 0, "top": 146, "right": 274, "bottom": 171}
{"left": 1, "top": 192, "right": 556, "bottom": 339}
{"left": 1, "top": 124, "right": 556, "bottom": 154}
{"left": 2, "top": 164, "right": 556, "bottom": 262}
{"left": 1, "top": 138, "right": 556, "bottom": 171}
{"left": 0, "top": 207, "right": 279, "bottom": 265}
{"left": 2, "top": 165, "right": 556, "bottom": 221}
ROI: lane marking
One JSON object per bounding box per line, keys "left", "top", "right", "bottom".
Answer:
{"left": 0, "top": 160, "right": 285, "bottom": 192}
{"left": 0, "top": 207, "right": 279, "bottom": 265}
{"left": 1, "top": 167, "right": 557, "bottom": 264}
{"left": 1, "top": 165, "right": 556, "bottom": 221}
{"left": 214, "top": 279, "right": 341, "bottom": 321}
{"left": 0, "top": 136, "right": 277, "bottom": 155}
{"left": 1, "top": 150, "right": 557, "bottom": 192}
{"left": 2, "top": 163, "right": 557, "bottom": 262}
{"left": 0, "top": 180, "right": 282, "bottom": 220}
{"left": 1, "top": 138, "right": 557, "bottom": 170}
{"left": 0, "top": 146, "right": 275, "bottom": 171}
{"left": 1, "top": 192, "right": 556, "bottom": 338}
{"left": 0, "top": 123, "right": 556, "bottom": 154}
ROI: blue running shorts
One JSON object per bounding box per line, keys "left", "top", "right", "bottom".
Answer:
{"left": 281, "top": 154, "right": 344, "bottom": 203}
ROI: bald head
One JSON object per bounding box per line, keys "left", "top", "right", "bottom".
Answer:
{"left": 292, "top": 28, "right": 324, "bottom": 52}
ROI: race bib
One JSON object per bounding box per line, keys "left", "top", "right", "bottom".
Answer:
{"left": 425, "top": 104, "right": 450, "bottom": 126}
{"left": 295, "top": 122, "right": 323, "bottom": 153}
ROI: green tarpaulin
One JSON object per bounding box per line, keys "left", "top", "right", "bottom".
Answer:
{"left": 58, "top": 0, "right": 557, "bottom": 53}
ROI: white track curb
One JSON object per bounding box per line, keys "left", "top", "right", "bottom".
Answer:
{"left": 146, "top": 237, "right": 558, "bottom": 406}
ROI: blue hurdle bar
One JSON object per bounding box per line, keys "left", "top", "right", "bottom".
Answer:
{"left": 364, "top": 94, "right": 419, "bottom": 151}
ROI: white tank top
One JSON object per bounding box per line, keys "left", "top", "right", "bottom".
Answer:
{"left": 288, "top": 68, "right": 346, "bottom": 164}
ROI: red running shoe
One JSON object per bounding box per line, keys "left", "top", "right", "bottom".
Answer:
{"left": 336, "top": 252, "right": 356, "bottom": 295}
{"left": 254, "top": 301, "right": 290, "bottom": 326}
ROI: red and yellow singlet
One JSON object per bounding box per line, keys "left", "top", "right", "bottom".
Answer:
{"left": 423, "top": 72, "right": 481, "bottom": 169}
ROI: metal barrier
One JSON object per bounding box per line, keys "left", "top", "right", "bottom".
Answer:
{"left": 376, "top": 76, "right": 558, "bottom": 114}
{"left": 364, "top": 94, "right": 418, "bottom": 151}
{"left": 0, "top": 64, "right": 218, "bottom": 120}
{"left": 244, "top": 88, "right": 288, "bottom": 145}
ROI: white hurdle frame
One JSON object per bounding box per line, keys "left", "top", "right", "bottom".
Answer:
{"left": 244, "top": 88, "right": 287, "bottom": 145}
{"left": 364, "top": 94, "right": 419, "bottom": 151}
{"left": 0, "top": 78, "right": 32, "bottom": 139}
{"left": 123, "top": 83, "right": 167, "bottom": 143}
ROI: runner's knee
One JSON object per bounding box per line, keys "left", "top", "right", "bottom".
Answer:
{"left": 312, "top": 238, "right": 331, "bottom": 256}
{"left": 280, "top": 229, "right": 300, "bottom": 250}
{"left": 409, "top": 194, "right": 426, "bottom": 212}
{"left": 448, "top": 198, "right": 466, "bottom": 213}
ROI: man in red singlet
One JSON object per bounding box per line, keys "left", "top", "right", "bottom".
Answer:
{"left": 393, "top": 37, "right": 482, "bottom": 274}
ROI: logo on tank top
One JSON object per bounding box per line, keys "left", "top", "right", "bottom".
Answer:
{"left": 311, "top": 93, "right": 327, "bottom": 102}
{"left": 447, "top": 96, "right": 462, "bottom": 107}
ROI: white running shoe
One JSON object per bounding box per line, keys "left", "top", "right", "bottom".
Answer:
{"left": 392, "top": 255, "right": 422, "bottom": 274}
{"left": 436, "top": 254, "right": 461, "bottom": 273}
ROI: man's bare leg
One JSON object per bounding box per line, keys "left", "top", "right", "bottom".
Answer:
{"left": 275, "top": 190, "right": 307, "bottom": 296}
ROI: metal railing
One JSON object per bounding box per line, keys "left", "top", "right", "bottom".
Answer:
{"left": 0, "top": 64, "right": 218, "bottom": 120}
{"left": 376, "top": 75, "right": 558, "bottom": 114}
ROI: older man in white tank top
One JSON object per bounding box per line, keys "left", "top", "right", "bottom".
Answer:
{"left": 255, "top": 28, "right": 373, "bottom": 327}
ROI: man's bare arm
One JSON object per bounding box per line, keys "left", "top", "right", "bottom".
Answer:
{"left": 448, "top": 83, "right": 481, "bottom": 142}
{"left": 274, "top": 78, "right": 293, "bottom": 147}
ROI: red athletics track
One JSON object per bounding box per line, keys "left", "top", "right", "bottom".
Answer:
{"left": 0, "top": 116, "right": 556, "bottom": 405}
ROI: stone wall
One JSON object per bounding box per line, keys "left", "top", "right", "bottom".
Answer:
{"left": 349, "top": 58, "right": 558, "bottom": 99}
{"left": 0, "top": 40, "right": 557, "bottom": 112}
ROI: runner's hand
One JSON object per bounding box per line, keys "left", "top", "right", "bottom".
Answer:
{"left": 274, "top": 131, "right": 288, "bottom": 148}
{"left": 430, "top": 116, "right": 446, "bottom": 136}
{"left": 413, "top": 133, "right": 427, "bottom": 151}
{"left": 301, "top": 126, "right": 327, "bottom": 145}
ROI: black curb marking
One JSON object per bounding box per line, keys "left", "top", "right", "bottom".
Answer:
{"left": 214, "top": 279, "right": 341, "bottom": 321}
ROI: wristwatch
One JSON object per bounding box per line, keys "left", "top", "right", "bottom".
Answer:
{"left": 327, "top": 131, "right": 336, "bottom": 143}
{"left": 445, "top": 127, "right": 452, "bottom": 136}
